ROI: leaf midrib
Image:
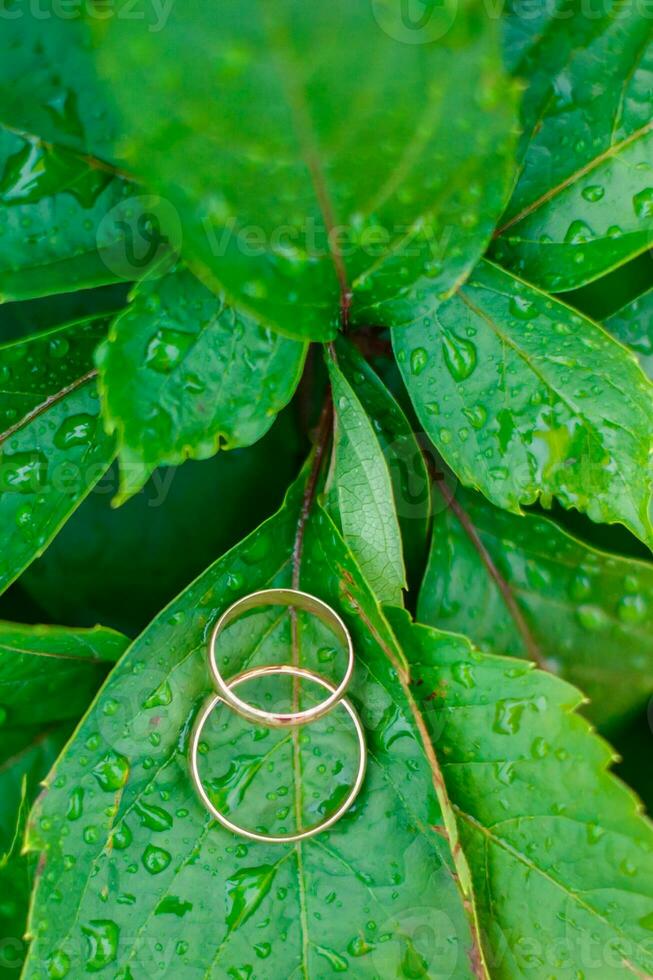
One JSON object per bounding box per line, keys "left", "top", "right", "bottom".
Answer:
{"left": 497, "top": 119, "right": 653, "bottom": 235}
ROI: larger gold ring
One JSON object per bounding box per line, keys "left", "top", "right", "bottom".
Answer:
{"left": 189, "top": 664, "right": 367, "bottom": 843}
{"left": 208, "top": 588, "right": 354, "bottom": 727}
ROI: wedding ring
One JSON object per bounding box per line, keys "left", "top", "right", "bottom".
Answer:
{"left": 189, "top": 664, "right": 367, "bottom": 843}
{"left": 208, "top": 589, "right": 354, "bottom": 727}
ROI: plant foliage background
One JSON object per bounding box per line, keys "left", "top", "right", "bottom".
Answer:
{"left": 0, "top": 0, "right": 653, "bottom": 977}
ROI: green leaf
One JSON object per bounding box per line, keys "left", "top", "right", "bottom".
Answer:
{"left": 96, "top": 267, "right": 307, "bottom": 502}
{"left": 0, "top": 3, "right": 119, "bottom": 159}
{"left": 606, "top": 286, "right": 653, "bottom": 380}
{"left": 418, "top": 486, "right": 653, "bottom": 729}
{"left": 333, "top": 338, "right": 431, "bottom": 584}
{"left": 0, "top": 729, "right": 70, "bottom": 978}
{"left": 327, "top": 347, "right": 406, "bottom": 604}
{"left": 0, "top": 621, "right": 128, "bottom": 733}
{"left": 21, "top": 414, "right": 304, "bottom": 636}
{"left": 493, "top": 0, "right": 653, "bottom": 291}
{"left": 388, "top": 608, "right": 653, "bottom": 979}
{"left": 89, "top": 0, "right": 517, "bottom": 339}
{"left": 393, "top": 259, "right": 653, "bottom": 548}
{"left": 501, "top": 0, "right": 564, "bottom": 74}
{"left": 22, "top": 483, "right": 486, "bottom": 978}
{"left": 0, "top": 621, "right": 128, "bottom": 977}
{"left": 0, "top": 318, "right": 116, "bottom": 594}
{"left": 0, "top": 125, "right": 134, "bottom": 301}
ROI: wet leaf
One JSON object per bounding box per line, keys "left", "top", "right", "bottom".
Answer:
{"left": 0, "top": 729, "right": 69, "bottom": 978}
{"left": 0, "top": 126, "right": 134, "bottom": 301}
{"left": 96, "top": 267, "right": 307, "bottom": 501}
{"left": 0, "top": 2, "right": 120, "bottom": 159}
{"left": 22, "top": 483, "right": 484, "bottom": 978}
{"left": 327, "top": 346, "right": 406, "bottom": 604}
{"left": 393, "top": 260, "right": 653, "bottom": 548}
{"left": 501, "top": 0, "right": 565, "bottom": 74}
{"left": 0, "top": 622, "right": 128, "bottom": 734}
{"left": 88, "top": 0, "right": 517, "bottom": 339}
{"left": 390, "top": 608, "right": 653, "bottom": 980}
{"left": 606, "top": 286, "right": 653, "bottom": 380}
{"left": 494, "top": 0, "right": 653, "bottom": 290}
{"left": 21, "top": 415, "right": 303, "bottom": 636}
{"left": 0, "top": 621, "right": 126, "bottom": 977}
{"left": 333, "top": 338, "right": 431, "bottom": 585}
{"left": 418, "top": 486, "right": 653, "bottom": 729}
{"left": 0, "top": 317, "right": 116, "bottom": 593}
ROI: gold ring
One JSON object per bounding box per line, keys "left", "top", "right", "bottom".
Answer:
{"left": 208, "top": 589, "right": 354, "bottom": 728}
{"left": 189, "top": 664, "right": 367, "bottom": 843}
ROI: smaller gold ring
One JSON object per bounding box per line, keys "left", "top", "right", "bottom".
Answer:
{"left": 189, "top": 665, "right": 367, "bottom": 843}
{"left": 208, "top": 589, "right": 354, "bottom": 728}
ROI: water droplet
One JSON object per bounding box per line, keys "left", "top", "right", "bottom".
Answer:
{"left": 576, "top": 605, "right": 610, "bottom": 632}
{"left": 463, "top": 404, "right": 487, "bottom": 429}
{"left": 531, "top": 737, "right": 549, "bottom": 759}
{"left": 347, "top": 935, "right": 375, "bottom": 957}
{"left": 410, "top": 348, "right": 428, "bottom": 376}
{"left": 145, "top": 328, "right": 194, "bottom": 374}
{"left": 81, "top": 920, "right": 120, "bottom": 972}
{"left": 620, "top": 857, "right": 637, "bottom": 877}
{"left": 493, "top": 697, "right": 541, "bottom": 735}
{"left": 66, "top": 788, "right": 84, "bottom": 822}
{"left": 47, "top": 949, "right": 71, "bottom": 978}
{"left": 142, "top": 844, "right": 171, "bottom": 875}
{"left": 452, "top": 662, "right": 475, "bottom": 688}
{"left": 155, "top": 896, "right": 193, "bottom": 917}
{"left": 0, "top": 451, "right": 48, "bottom": 493}
{"left": 633, "top": 187, "right": 653, "bottom": 219}
{"left": 226, "top": 865, "right": 278, "bottom": 930}
{"left": 54, "top": 414, "right": 96, "bottom": 450}
{"left": 441, "top": 331, "right": 476, "bottom": 381}
{"left": 581, "top": 185, "right": 604, "bottom": 202}
{"left": 569, "top": 572, "right": 592, "bottom": 601}
{"left": 92, "top": 752, "right": 129, "bottom": 791}
{"left": 0, "top": 136, "right": 110, "bottom": 209}
{"left": 142, "top": 680, "right": 172, "bottom": 708}
{"left": 135, "top": 801, "right": 173, "bottom": 832}
{"left": 315, "top": 946, "right": 348, "bottom": 973}
{"left": 564, "top": 220, "right": 593, "bottom": 244}
{"left": 509, "top": 295, "right": 538, "bottom": 319}
{"left": 111, "top": 822, "right": 132, "bottom": 851}
{"left": 617, "top": 594, "right": 647, "bottom": 625}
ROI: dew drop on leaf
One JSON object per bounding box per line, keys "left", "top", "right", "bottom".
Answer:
{"left": 509, "top": 295, "right": 538, "bottom": 319}
{"left": 581, "top": 184, "right": 605, "bottom": 202}
{"left": 0, "top": 451, "right": 48, "bottom": 493}
{"left": 80, "top": 920, "right": 120, "bottom": 973}
{"left": 66, "top": 787, "right": 84, "bottom": 822}
{"left": 575, "top": 605, "right": 610, "bottom": 632}
{"left": 142, "top": 844, "right": 172, "bottom": 875}
{"left": 53, "top": 414, "right": 95, "bottom": 450}
{"left": 111, "top": 822, "right": 132, "bottom": 851}
{"left": 135, "top": 800, "right": 173, "bottom": 832}
{"left": 632, "top": 187, "right": 653, "bottom": 219}
{"left": 564, "top": 220, "right": 593, "bottom": 244}
{"left": 441, "top": 331, "right": 477, "bottom": 381}
{"left": 145, "top": 328, "right": 193, "bottom": 374}
{"left": 617, "top": 594, "right": 647, "bottom": 624}
{"left": 46, "top": 949, "right": 71, "bottom": 979}
{"left": 410, "top": 348, "right": 428, "bottom": 375}
{"left": 91, "top": 751, "right": 130, "bottom": 791}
